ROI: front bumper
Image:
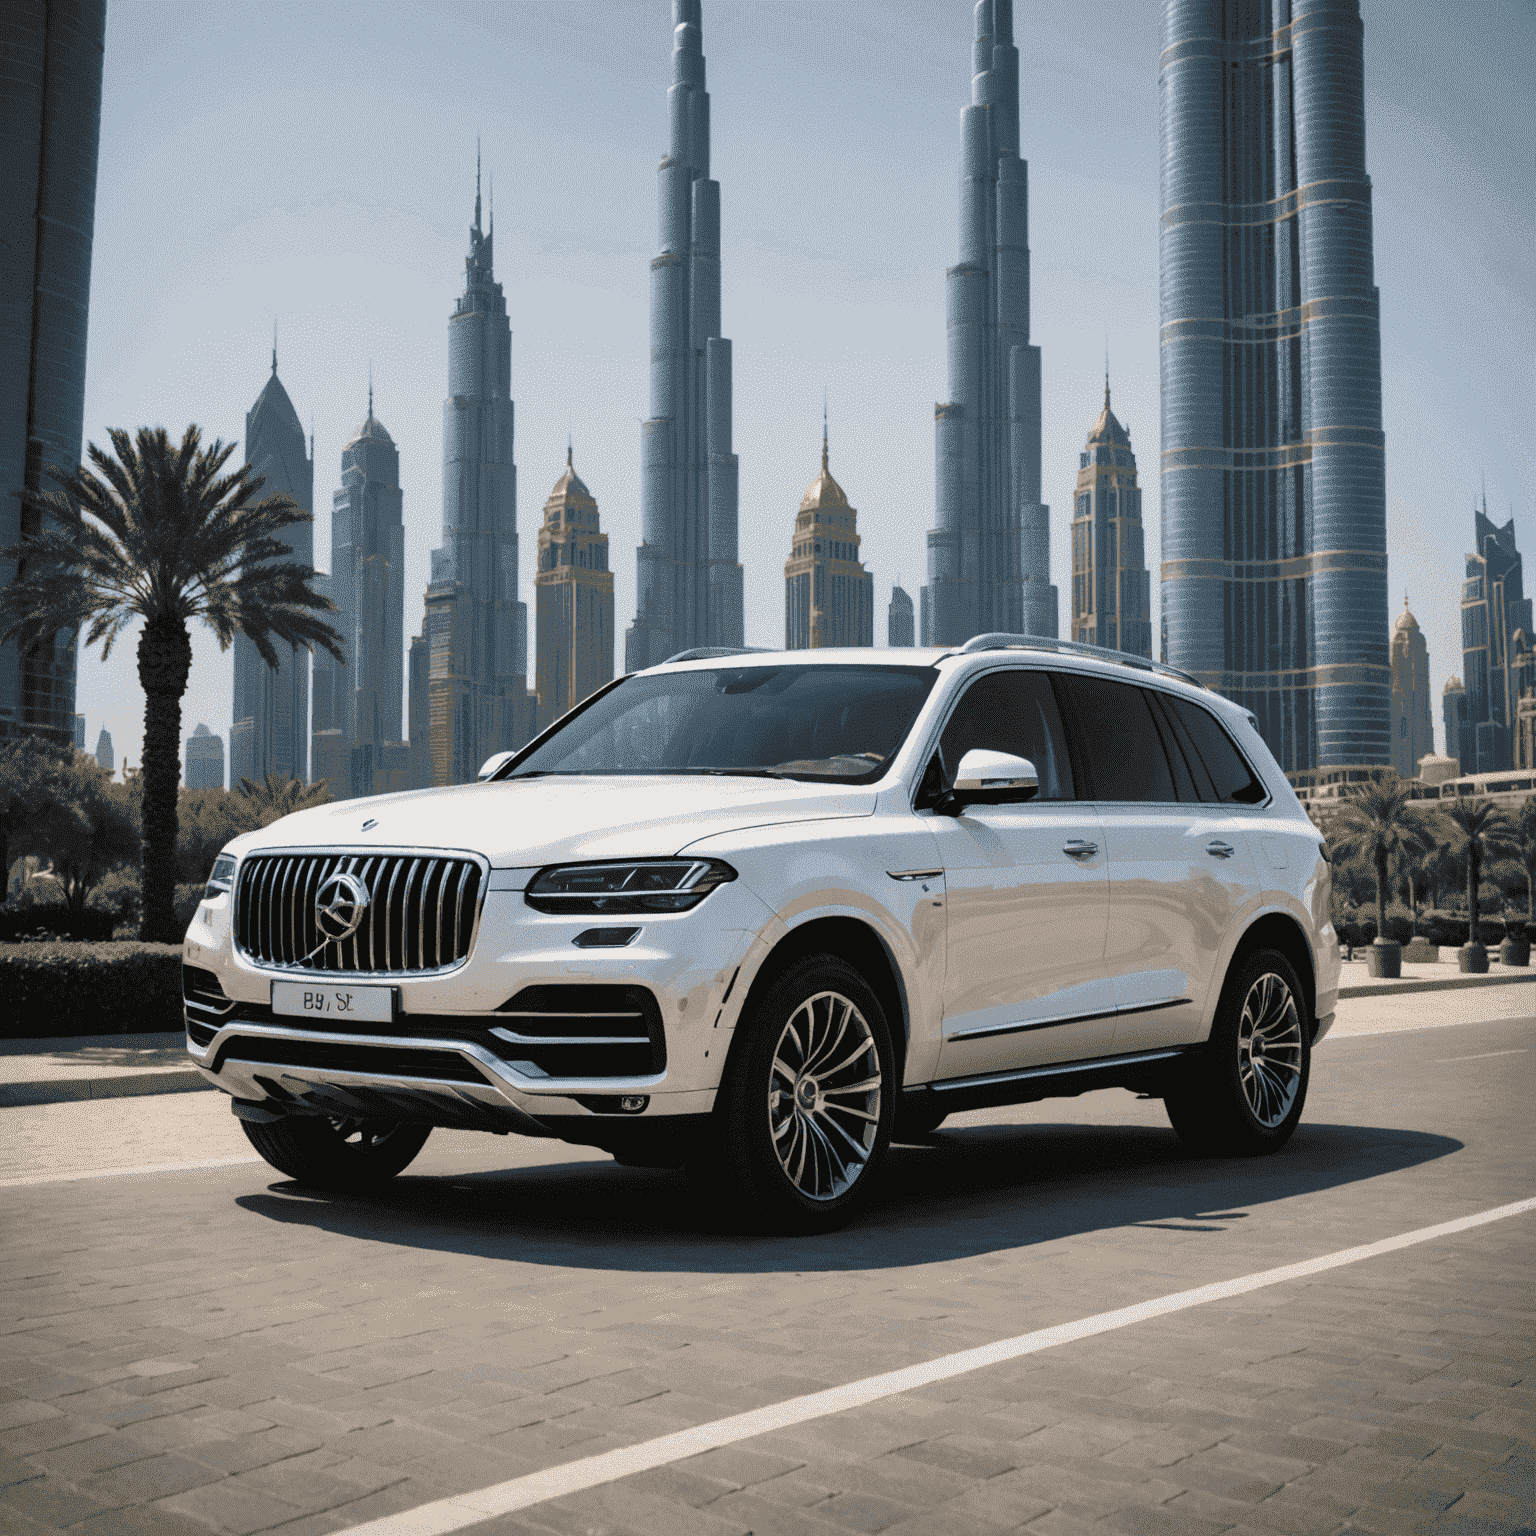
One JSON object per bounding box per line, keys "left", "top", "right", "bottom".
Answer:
{"left": 184, "top": 876, "right": 772, "bottom": 1135}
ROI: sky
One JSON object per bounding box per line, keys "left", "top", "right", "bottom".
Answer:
{"left": 74, "top": 0, "right": 1535, "bottom": 777}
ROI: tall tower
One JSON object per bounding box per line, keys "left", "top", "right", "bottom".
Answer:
{"left": 625, "top": 0, "right": 742, "bottom": 670}
{"left": 312, "top": 391, "right": 405, "bottom": 800}
{"left": 230, "top": 351, "right": 313, "bottom": 785}
{"left": 784, "top": 423, "right": 873, "bottom": 650}
{"left": 184, "top": 723, "right": 224, "bottom": 791}
{"left": 0, "top": 0, "right": 106, "bottom": 746}
{"left": 535, "top": 447, "right": 614, "bottom": 730}
{"left": 1069, "top": 378, "right": 1151, "bottom": 658}
{"left": 921, "top": 0, "right": 1054, "bottom": 648}
{"left": 1160, "top": 0, "right": 1388, "bottom": 775}
{"left": 1442, "top": 678, "right": 1466, "bottom": 771}
{"left": 1459, "top": 497, "right": 1531, "bottom": 775}
{"left": 423, "top": 155, "right": 534, "bottom": 785}
{"left": 888, "top": 586, "right": 915, "bottom": 648}
{"left": 1389, "top": 598, "right": 1432, "bottom": 778}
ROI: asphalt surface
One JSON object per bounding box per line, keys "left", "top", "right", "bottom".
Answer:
{"left": 0, "top": 991, "right": 1530, "bottom": 1536}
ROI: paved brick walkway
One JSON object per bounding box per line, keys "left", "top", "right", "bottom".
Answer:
{"left": 0, "top": 1007, "right": 1530, "bottom": 1536}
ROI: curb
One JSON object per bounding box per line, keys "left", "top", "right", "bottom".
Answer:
{"left": 0, "top": 1070, "right": 213, "bottom": 1109}
{"left": 1337, "top": 971, "right": 1536, "bottom": 1001}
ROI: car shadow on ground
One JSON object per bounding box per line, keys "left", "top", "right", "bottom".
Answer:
{"left": 234, "top": 1118, "right": 1461, "bottom": 1274}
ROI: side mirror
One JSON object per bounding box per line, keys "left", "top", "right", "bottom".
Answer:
{"left": 938, "top": 749, "right": 1039, "bottom": 816}
{"left": 477, "top": 750, "right": 516, "bottom": 782}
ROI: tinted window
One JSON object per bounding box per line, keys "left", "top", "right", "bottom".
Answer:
{"left": 1051, "top": 672, "right": 1177, "bottom": 803}
{"left": 506, "top": 665, "right": 935, "bottom": 783}
{"left": 937, "top": 670, "right": 1075, "bottom": 800}
{"left": 1161, "top": 697, "right": 1267, "bottom": 804}
{"left": 1146, "top": 690, "right": 1217, "bottom": 802}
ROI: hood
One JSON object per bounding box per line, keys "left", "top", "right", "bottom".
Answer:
{"left": 225, "top": 775, "right": 876, "bottom": 867}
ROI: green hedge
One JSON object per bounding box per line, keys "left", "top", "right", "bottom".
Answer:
{"left": 0, "top": 942, "right": 184, "bottom": 1038}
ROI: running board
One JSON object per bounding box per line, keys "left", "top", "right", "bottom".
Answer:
{"left": 904, "top": 1047, "right": 1195, "bottom": 1119}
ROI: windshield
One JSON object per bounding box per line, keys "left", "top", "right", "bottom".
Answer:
{"left": 501, "top": 664, "right": 937, "bottom": 784}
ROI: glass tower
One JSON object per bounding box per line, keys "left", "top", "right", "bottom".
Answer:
{"left": 1159, "top": 0, "right": 1387, "bottom": 773}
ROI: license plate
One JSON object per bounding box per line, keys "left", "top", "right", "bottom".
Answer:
{"left": 271, "top": 980, "right": 395, "bottom": 1024}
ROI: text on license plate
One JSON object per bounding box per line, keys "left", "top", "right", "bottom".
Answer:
{"left": 270, "top": 980, "right": 395, "bottom": 1023}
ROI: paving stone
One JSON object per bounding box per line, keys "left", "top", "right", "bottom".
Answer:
{"left": 159, "top": 1476, "right": 305, "bottom": 1535}
{"left": 1101, "top": 1504, "right": 1229, "bottom": 1536}
{"left": 890, "top": 1433, "right": 1019, "bottom": 1480}
{"left": 0, "top": 1473, "right": 112, "bottom": 1527}
{"left": 75, "top": 1451, "right": 226, "bottom": 1507}
{"left": 704, "top": 1489, "right": 847, "bottom": 1535}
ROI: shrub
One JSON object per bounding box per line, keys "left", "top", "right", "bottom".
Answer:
{"left": 1382, "top": 915, "right": 1413, "bottom": 944}
{"left": 0, "top": 904, "right": 116, "bottom": 942}
{"left": 0, "top": 941, "right": 183, "bottom": 1037}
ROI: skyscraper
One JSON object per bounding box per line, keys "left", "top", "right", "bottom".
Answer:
{"left": 625, "top": 0, "right": 742, "bottom": 670}
{"left": 1389, "top": 600, "right": 1432, "bottom": 779}
{"left": 184, "top": 723, "right": 224, "bottom": 790}
{"left": 784, "top": 425, "right": 873, "bottom": 650}
{"left": 1069, "top": 380, "right": 1152, "bottom": 658}
{"left": 0, "top": 0, "right": 105, "bottom": 747}
{"left": 93, "top": 726, "right": 111, "bottom": 773}
{"left": 71, "top": 714, "right": 85, "bottom": 750}
{"left": 921, "top": 0, "right": 1054, "bottom": 648}
{"left": 230, "top": 351, "right": 314, "bottom": 785}
{"left": 535, "top": 448, "right": 613, "bottom": 730}
{"left": 1459, "top": 499, "right": 1531, "bottom": 775}
{"left": 1160, "top": 0, "right": 1388, "bottom": 775}
{"left": 406, "top": 634, "right": 429, "bottom": 789}
{"left": 1442, "top": 678, "right": 1466, "bottom": 770}
{"left": 312, "top": 392, "right": 406, "bottom": 801}
{"left": 888, "top": 587, "right": 915, "bottom": 648}
{"left": 423, "top": 158, "right": 534, "bottom": 784}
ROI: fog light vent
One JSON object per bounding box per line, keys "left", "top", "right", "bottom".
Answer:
{"left": 572, "top": 927, "right": 640, "bottom": 948}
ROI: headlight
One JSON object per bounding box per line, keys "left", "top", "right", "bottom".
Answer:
{"left": 524, "top": 858, "right": 736, "bottom": 915}
{"left": 205, "top": 853, "right": 237, "bottom": 901}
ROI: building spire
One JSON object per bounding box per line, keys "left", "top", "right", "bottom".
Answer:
{"left": 368, "top": 360, "right": 373, "bottom": 421}
{"left": 1104, "top": 336, "right": 1110, "bottom": 410}
{"left": 567, "top": 433, "right": 572, "bottom": 469}
{"left": 474, "top": 137, "right": 482, "bottom": 234}
{"left": 272, "top": 317, "right": 278, "bottom": 376}
{"left": 822, "top": 391, "right": 829, "bottom": 472}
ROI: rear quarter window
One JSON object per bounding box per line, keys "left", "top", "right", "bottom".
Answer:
{"left": 1161, "top": 696, "right": 1267, "bottom": 804}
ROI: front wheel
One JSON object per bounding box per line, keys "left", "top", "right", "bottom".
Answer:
{"left": 689, "top": 954, "right": 894, "bottom": 1233}
{"left": 1165, "top": 948, "right": 1310, "bottom": 1156}
{"left": 241, "top": 1114, "right": 432, "bottom": 1189}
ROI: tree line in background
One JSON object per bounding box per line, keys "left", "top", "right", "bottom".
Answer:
{"left": 0, "top": 734, "right": 329, "bottom": 940}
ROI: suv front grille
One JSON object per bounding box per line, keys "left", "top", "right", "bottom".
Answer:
{"left": 234, "top": 851, "right": 485, "bottom": 974}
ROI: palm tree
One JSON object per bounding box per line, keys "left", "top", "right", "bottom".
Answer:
{"left": 1514, "top": 799, "right": 1536, "bottom": 925}
{"left": 1441, "top": 797, "right": 1517, "bottom": 947}
{"left": 1328, "top": 776, "right": 1432, "bottom": 943}
{"left": 0, "top": 426, "right": 342, "bottom": 941}
{"left": 1401, "top": 832, "right": 1451, "bottom": 938}
{"left": 236, "top": 771, "right": 332, "bottom": 828}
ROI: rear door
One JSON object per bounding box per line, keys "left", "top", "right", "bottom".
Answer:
{"left": 1050, "top": 672, "right": 1260, "bottom": 1052}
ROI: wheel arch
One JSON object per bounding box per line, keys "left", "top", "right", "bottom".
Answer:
{"left": 1231, "top": 911, "right": 1318, "bottom": 1035}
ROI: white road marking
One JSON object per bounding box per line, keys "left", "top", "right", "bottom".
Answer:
{"left": 338, "top": 1197, "right": 1536, "bottom": 1536}
{"left": 1433, "top": 1049, "right": 1528, "bottom": 1063}
{"left": 0, "top": 1154, "right": 262, "bottom": 1189}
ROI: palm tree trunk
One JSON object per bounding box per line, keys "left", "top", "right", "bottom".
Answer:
{"left": 1467, "top": 844, "right": 1481, "bottom": 946}
{"left": 136, "top": 617, "right": 192, "bottom": 942}
{"left": 1375, "top": 847, "right": 1387, "bottom": 941}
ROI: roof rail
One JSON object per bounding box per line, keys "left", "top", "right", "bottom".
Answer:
{"left": 952, "top": 632, "right": 1207, "bottom": 690}
{"left": 661, "top": 645, "right": 770, "bottom": 665}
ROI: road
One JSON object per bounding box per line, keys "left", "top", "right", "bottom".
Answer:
{"left": 0, "top": 989, "right": 1531, "bottom": 1536}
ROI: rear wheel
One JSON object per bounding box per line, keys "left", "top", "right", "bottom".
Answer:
{"left": 241, "top": 1114, "right": 431, "bottom": 1189}
{"left": 1165, "top": 948, "right": 1310, "bottom": 1156}
{"left": 688, "top": 954, "right": 894, "bottom": 1233}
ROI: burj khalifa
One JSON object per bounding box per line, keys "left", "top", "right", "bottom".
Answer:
{"left": 921, "top": 0, "right": 1056, "bottom": 647}
{"left": 624, "top": 0, "right": 742, "bottom": 670}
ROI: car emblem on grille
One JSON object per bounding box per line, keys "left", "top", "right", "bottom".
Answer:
{"left": 313, "top": 871, "right": 370, "bottom": 947}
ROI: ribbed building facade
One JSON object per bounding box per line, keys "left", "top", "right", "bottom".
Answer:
{"left": 312, "top": 397, "right": 406, "bottom": 801}
{"left": 184, "top": 722, "right": 224, "bottom": 790}
{"left": 784, "top": 429, "right": 873, "bottom": 651}
{"left": 1069, "top": 382, "right": 1152, "bottom": 658}
{"left": 230, "top": 356, "right": 313, "bottom": 786}
{"left": 423, "top": 167, "right": 534, "bottom": 784}
{"left": 1159, "top": 0, "right": 1388, "bottom": 775}
{"left": 625, "top": 0, "right": 743, "bottom": 670}
{"left": 1459, "top": 501, "right": 1531, "bottom": 775}
{"left": 921, "top": 0, "right": 1055, "bottom": 648}
{"left": 535, "top": 449, "right": 613, "bottom": 731}
{"left": 1442, "top": 678, "right": 1466, "bottom": 770}
{"left": 0, "top": 0, "right": 105, "bottom": 746}
{"left": 1388, "top": 599, "right": 1432, "bottom": 779}
{"left": 888, "top": 586, "right": 915, "bottom": 648}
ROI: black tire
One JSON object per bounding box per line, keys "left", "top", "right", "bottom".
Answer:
{"left": 688, "top": 953, "right": 895, "bottom": 1234}
{"left": 1165, "top": 947, "right": 1311, "bottom": 1157}
{"left": 240, "top": 1114, "right": 431, "bottom": 1189}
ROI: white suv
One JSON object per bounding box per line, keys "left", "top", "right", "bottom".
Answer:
{"left": 184, "top": 637, "right": 1339, "bottom": 1232}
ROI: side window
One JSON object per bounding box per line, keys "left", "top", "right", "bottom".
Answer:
{"left": 1146, "top": 690, "right": 1217, "bottom": 802}
{"left": 936, "top": 670, "right": 1075, "bottom": 800}
{"left": 1051, "top": 672, "right": 1178, "bottom": 803}
{"left": 1162, "top": 697, "right": 1267, "bottom": 804}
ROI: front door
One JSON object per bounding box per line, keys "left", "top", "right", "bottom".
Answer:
{"left": 926, "top": 668, "right": 1113, "bottom": 1079}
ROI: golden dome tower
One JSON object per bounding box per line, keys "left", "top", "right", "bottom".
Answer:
{"left": 784, "top": 416, "right": 873, "bottom": 649}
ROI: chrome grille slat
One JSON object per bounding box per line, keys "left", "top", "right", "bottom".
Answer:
{"left": 233, "top": 849, "right": 485, "bottom": 976}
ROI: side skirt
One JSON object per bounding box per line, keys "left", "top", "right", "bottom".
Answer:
{"left": 903, "top": 1047, "right": 1198, "bottom": 1119}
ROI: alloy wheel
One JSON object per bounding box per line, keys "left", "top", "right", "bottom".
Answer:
{"left": 1237, "top": 971, "right": 1303, "bottom": 1128}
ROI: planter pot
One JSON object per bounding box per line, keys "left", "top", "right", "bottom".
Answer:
{"left": 1366, "top": 939, "right": 1402, "bottom": 979}
{"left": 1459, "top": 942, "right": 1489, "bottom": 975}
{"left": 1499, "top": 937, "right": 1530, "bottom": 967}
{"left": 1403, "top": 938, "right": 1439, "bottom": 964}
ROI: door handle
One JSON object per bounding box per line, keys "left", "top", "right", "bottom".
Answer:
{"left": 1206, "top": 840, "right": 1236, "bottom": 859}
{"left": 1062, "top": 840, "right": 1098, "bottom": 859}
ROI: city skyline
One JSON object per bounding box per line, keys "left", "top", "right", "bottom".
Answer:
{"left": 66, "top": 0, "right": 1532, "bottom": 776}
